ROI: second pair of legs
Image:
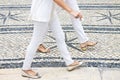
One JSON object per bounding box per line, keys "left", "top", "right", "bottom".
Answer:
{"left": 37, "top": 41, "right": 97, "bottom": 53}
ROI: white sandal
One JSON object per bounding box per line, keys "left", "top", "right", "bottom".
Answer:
{"left": 67, "top": 61, "right": 83, "bottom": 71}
{"left": 22, "top": 70, "right": 41, "bottom": 79}
{"left": 37, "top": 44, "right": 50, "bottom": 53}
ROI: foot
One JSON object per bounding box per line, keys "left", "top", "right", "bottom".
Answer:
{"left": 37, "top": 44, "right": 50, "bottom": 53}
{"left": 67, "top": 61, "right": 83, "bottom": 71}
{"left": 22, "top": 70, "right": 41, "bottom": 79}
{"left": 80, "top": 41, "right": 97, "bottom": 51}
{"left": 85, "top": 41, "right": 97, "bottom": 46}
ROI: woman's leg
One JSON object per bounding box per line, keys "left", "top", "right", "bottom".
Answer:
{"left": 65, "top": 0, "right": 89, "bottom": 43}
{"left": 48, "top": 12, "right": 83, "bottom": 71}
{"left": 22, "top": 21, "right": 49, "bottom": 70}
{"left": 49, "top": 12, "right": 74, "bottom": 66}
{"left": 65, "top": 0, "right": 97, "bottom": 51}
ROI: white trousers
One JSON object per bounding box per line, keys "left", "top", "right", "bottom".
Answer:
{"left": 22, "top": 12, "right": 74, "bottom": 70}
{"left": 65, "top": 0, "right": 89, "bottom": 43}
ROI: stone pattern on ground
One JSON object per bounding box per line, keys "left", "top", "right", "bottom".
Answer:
{"left": 0, "top": 0, "right": 120, "bottom": 68}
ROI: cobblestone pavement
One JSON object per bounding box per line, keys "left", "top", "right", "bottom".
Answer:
{"left": 0, "top": 0, "right": 120, "bottom": 80}
{"left": 0, "top": 0, "right": 120, "bottom": 69}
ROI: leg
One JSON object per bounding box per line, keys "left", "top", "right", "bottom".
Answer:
{"left": 49, "top": 12, "right": 83, "bottom": 71}
{"left": 65, "top": 0, "right": 88, "bottom": 43}
{"left": 22, "top": 21, "right": 49, "bottom": 70}
{"left": 65, "top": 0, "right": 97, "bottom": 50}
{"left": 22, "top": 21, "right": 49, "bottom": 78}
{"left": 49, "top": 12, "right": 74, "bottom": 65}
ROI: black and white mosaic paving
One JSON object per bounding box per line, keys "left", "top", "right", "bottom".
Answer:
{"left": 0, "top": 0, "right": 120, "bottom": 68}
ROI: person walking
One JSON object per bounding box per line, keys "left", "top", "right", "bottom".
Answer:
{"left": 22, "top": 0, "right": 83, "bottom": 79}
